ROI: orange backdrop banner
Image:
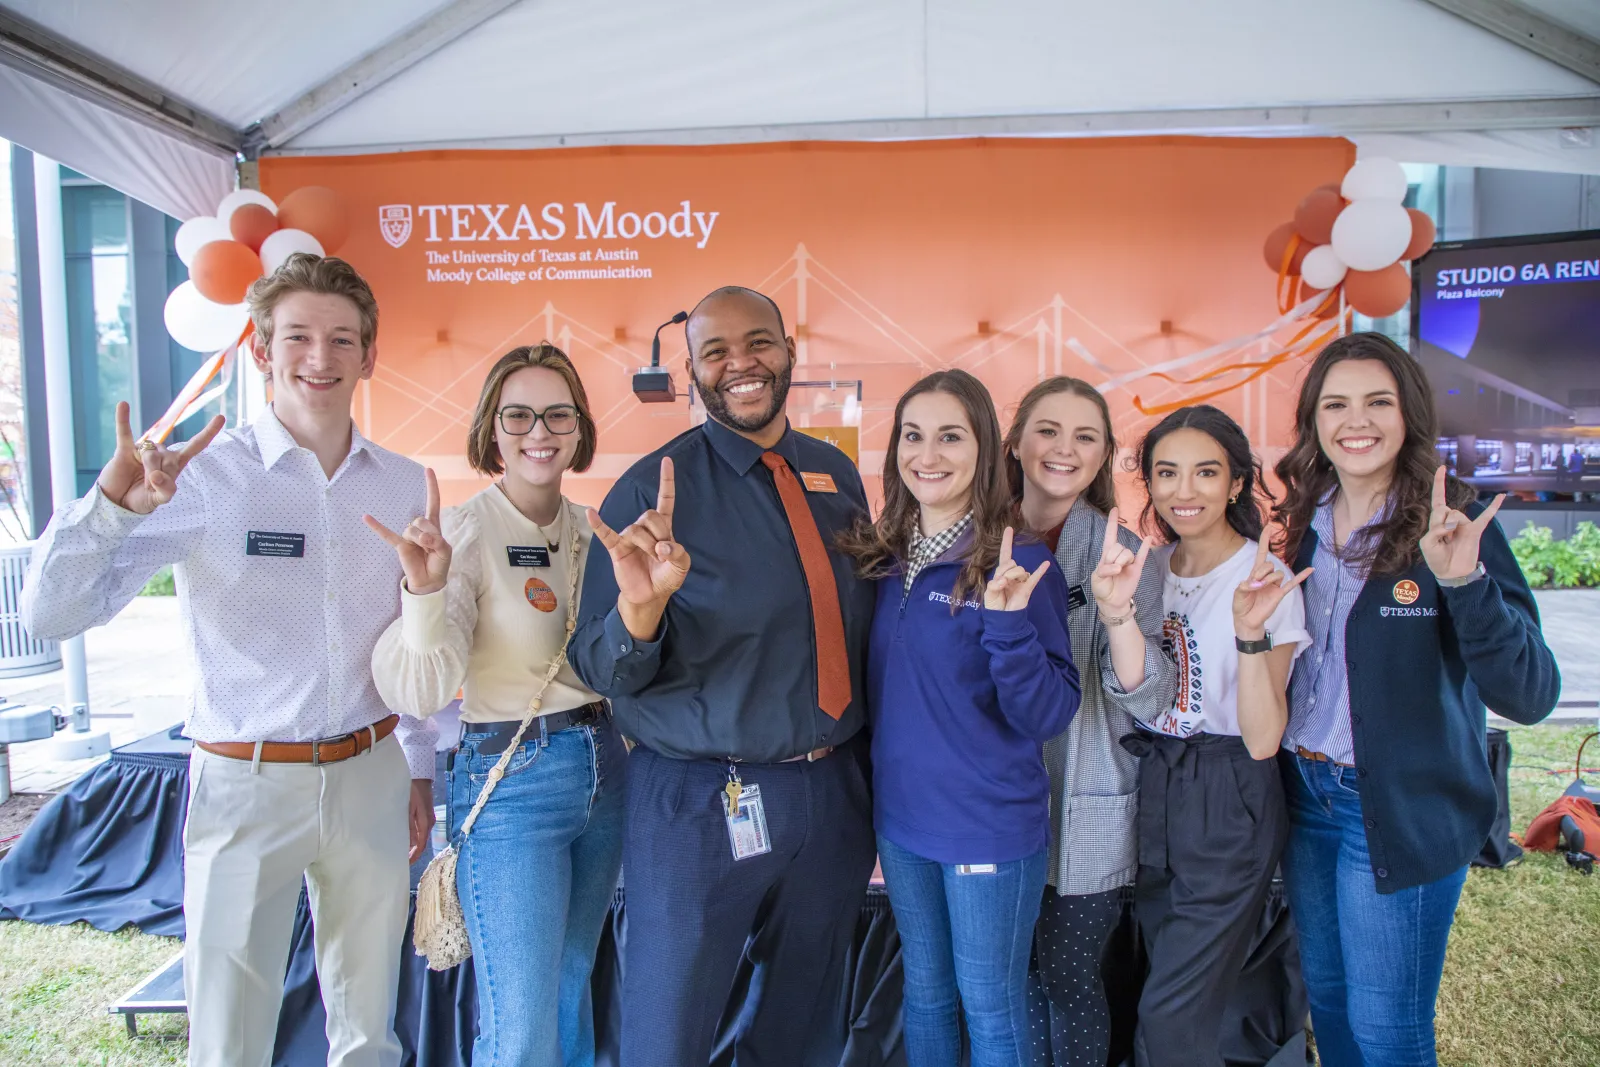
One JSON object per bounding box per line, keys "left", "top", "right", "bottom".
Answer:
{"left": 259, "top": 136, "right": 1355, "bottom": 511}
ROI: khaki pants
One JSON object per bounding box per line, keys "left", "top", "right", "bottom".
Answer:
{"left": 183, "top": 734, "right": 410, "bottom": 1067}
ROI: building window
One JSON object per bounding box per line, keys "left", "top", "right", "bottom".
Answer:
{"left": 63, "top": 180, "right": 132, "bottom": 496}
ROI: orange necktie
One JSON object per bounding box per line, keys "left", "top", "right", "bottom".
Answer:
{"left": 760, "top": 451, "right": 852, "bottom": 719}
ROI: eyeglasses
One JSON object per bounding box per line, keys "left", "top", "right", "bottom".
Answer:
{"left": 497, "top": 404, "right": 580, "bottom": 436}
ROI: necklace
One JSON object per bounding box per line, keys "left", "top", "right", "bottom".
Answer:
{"left": 496, "top": 481, "right": 563, "bottom": 550}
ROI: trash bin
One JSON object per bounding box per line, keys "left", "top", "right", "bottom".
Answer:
{"left": 0, "top": 543, "right": 59, "bottom": 679}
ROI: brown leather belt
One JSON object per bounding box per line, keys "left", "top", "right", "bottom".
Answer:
{"left": 197, "top": 714, "right": 399, "bottom": 765}
{"left": 782, "top": 745, "right": 834, "bottom": 763}
{"left": 1296, "top": 745, "right": 1353, "bottom": 768}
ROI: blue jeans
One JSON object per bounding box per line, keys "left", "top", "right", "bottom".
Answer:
{"left": 1281, "top": 754, "right": 1466, "bottom": 1067}
{"left": 877, "top": 835, "right": 1047, "bottom": 1067}
{"left": 449, "top": 716, "right": 627, "bottom": 1067}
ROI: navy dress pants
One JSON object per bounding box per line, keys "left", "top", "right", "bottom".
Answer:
{"left": 619, "top": 735, "right": 876, "bottom": 1067}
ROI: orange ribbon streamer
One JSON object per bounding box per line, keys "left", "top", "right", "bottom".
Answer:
{"left": 143, "top": 320, "right": 254, "bottom": 444}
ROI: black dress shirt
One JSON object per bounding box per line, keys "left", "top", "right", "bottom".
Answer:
{"left": 570, "top": 418, "right": 874, "bottom": 762}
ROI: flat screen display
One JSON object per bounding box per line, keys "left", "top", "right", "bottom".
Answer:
{"left": 1413, "top": 231, "right": 1600, "bottom": 407}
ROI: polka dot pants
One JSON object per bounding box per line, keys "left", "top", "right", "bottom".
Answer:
{"left": 1026, "top": 887, "right": 1123, "bottom": 1067}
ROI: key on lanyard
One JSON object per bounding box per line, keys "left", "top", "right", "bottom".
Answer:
{"left": 724, "top": 764, "right": 743, "bottom": 817}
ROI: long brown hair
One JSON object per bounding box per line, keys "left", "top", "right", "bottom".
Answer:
{"left": 837, "top": 370, "right": 1015, "bottom": 605}
{"left": 1273, "top": 332, "right": 1470, "bottom": 574}
{"left": 1004, "top": 376, "right": 1118, "bottom": 516}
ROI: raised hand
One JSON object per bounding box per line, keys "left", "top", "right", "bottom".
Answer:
{"left": 1232, "top": 535, "right": 1312, "bottom": 641}
{"left": 1090, "top": 506, "right": 1152, "bottom": 619}
{"left": 985, "top": 527, "right": 1052, "bottom": 612}
{"left": 97, "top": 401, "right": 225, "bottom": 515}
{"left": 364, "top": 468, "right": 452, "bottom": 596}
{"left": 1420, "top": 465, "right": 1504, "bottom": 581}
{"left": 587, "top": 457, "right": 691, "bottom": 608}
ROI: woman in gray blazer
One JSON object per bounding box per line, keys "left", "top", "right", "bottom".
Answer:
{"left": 1005, "top": 378, "right": 1178, "bottom": 1067}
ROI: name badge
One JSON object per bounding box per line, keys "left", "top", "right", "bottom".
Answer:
{"left": 725, "top": 783, "right": 773, "bottom": 861}
{"left": 246, "top": 531, "right": 305, "bottom": 558}
{"left": 801, "top": 472, "right": 838, "bottom": 493}
{"left": 1066, "top": 584, "right": 1088, "bottom": 611}
{"left": 506, "top": 546, "right": 552, "bottom": 568}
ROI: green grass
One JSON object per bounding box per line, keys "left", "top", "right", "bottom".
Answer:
{"left": 1435, "top": 724, "right": 1600, "bottom": 1067}
{"left": 0, "top": 923, "right": 184, "bottom": 1065}
{"left": 0, "top": 725, "right": 1595, "bottom": 1064}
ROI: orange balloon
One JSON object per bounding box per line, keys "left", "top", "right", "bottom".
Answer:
{"left": 1314, "top": 182, "right": 1343, "bottom": 196}
{"left": 1263, "top": 221, "right": 1312, "bottom": 275}
{"left": 1402, "top": 208, "right": 1436, "bottom": 261}
{"left": 229, "top": 203, "right": 279, "bottom": 253}
{"left": 1343, "top": 262, "right": 1411, "bottom": 318}
{"left": 1294, "top": 187, "right": 1346, "bottom": 245}
{"left": 277, "top": 186, "right": 349, "bottom": 254}
{"left": 190, "top": 240, "right": 263, "bottom": 304}
{"left": 1298, "top": 279, "right": 1340, "bottom": 319}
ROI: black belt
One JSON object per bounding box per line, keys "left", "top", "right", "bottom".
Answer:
{"left": 461, "top": 701, "right": 606, "bottom": 755}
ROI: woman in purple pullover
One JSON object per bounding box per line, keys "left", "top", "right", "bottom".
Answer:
{"left": 838, "top": 369, "right": 1081, "bottom": 1067}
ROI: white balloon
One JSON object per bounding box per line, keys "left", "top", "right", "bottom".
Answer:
{"left": 258, "top": 228, "right": 325, "bottom": 274}
{"left": 1331, "top": 200, "right": 1412, "bottom": 272}
{"left": 1341, "top": 157, "right": 1408, "bottom": 203}
{"left": 164, "top": 281, "right": 250, "bottom": 353}
{"left": 174, "top": 216, "right": 231, "bottom": 266}
{"left": 1300, "top": 244, "right": 1349, "bottom": 290}
{"left": 216, "top": 188, "right": 277, "bottom": 224}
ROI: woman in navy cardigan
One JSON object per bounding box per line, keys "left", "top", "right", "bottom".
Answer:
{"left": 838, "top": 369, "right": 1081, "bottom": 1067}
{"left": 1272, "top": 332, "right": 1560, "bottom": 1067}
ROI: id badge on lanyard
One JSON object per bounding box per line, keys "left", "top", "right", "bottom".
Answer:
{"left": 722, "top": 764, "right": 772, "bottom": 861}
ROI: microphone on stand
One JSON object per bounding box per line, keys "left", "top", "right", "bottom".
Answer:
{"left": 633, "top": 310, "right": 688, "bottom": 403}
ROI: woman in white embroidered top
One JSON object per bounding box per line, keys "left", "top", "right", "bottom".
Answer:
{"left": 1125, "top": 404, "right": 1311, "bottom": 1067}
{"left": 370, "top": 344, "right": 624, "bottom": 1067}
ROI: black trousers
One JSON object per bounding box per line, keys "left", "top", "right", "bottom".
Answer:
{"left": 1029, "top": 886, "right": 1124, "bottom": 1067}
{"left": 619, "top": 736, "right": 876, "bottom": 1067}
{"left": 1122, "top": 731, "right": 1287, "bottom": 1067}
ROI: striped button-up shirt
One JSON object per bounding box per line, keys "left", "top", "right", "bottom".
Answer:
{"left": 1285, "top": 496, "right": 1383, "bottom": 766}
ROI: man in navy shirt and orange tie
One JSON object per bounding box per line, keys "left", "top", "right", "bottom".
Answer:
{"left": 571, "top": 285, "right": 876, "bottom": 1066}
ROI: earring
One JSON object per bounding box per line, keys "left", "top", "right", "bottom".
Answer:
{"left": 1229, "top": 494, "right": 1238, "bottom": 504}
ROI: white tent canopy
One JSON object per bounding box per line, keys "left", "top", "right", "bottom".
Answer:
{"left": 2, "top": 0, "right": 1597, "bottom": 220}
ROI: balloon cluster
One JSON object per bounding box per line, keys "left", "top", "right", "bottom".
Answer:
{"left": 164, "top": 187, "right": 349, "bottom": 352}
{"left": 1261, "top": 158, "right": 1435, "bottom": 320}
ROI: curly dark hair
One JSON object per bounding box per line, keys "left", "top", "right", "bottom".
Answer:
{"left": 1136, "top": 404, "right": 1268, "bottom": 543}
{"left": 1272, "top": 332, "right": 1471, "bottom": 574}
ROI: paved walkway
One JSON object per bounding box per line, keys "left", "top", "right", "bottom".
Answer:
{"left": 5, "top": 589, "right": 1598, "bottom": 794}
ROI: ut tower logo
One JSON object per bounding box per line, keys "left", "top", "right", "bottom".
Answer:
{"left": 379, "top": 205, "right": 412, "bottom": 249}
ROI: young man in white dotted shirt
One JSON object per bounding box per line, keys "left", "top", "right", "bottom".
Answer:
{"left": 23, "top": 254, "right": 439, "bottom": 1067}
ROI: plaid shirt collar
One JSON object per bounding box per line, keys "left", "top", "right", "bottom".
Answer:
{"left": 903, "top": 512, "right": 973, "bottom": 593}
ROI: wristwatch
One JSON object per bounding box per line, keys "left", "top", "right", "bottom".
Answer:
{"left": 1436, "top": 561, "right": 1486, "bottom": 588}
{"left": 1235, "top": 631, "right": 1273, "bottom": 655}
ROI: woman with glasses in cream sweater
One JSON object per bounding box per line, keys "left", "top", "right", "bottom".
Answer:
{"left": 370, "top": 343, "right": 625, "bottom": 1067}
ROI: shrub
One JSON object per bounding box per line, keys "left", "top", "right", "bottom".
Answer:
{"left": 1510, "top": 521, "right": 1600, "bottom": 589}
{"left": 138, "top": 565, "right": 175, "bottom": 596}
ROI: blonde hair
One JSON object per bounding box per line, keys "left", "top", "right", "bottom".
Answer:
{"left": 467, "top": 344, "right": 597, "bottom": 476}
{"left": 247, "top": 254, "right": 379, "bottom": 351}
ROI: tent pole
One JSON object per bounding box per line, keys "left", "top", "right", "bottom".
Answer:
{"left": 32, "top": 154, "right": 109, "bottom": 761}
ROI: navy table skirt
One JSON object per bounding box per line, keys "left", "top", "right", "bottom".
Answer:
{"left": 0, "top": 733, "right": 1314, "bottom": 1066}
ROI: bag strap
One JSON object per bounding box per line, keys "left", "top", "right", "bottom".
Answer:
{"left": 456, "top": 503, "right": 584, "bottom": 840}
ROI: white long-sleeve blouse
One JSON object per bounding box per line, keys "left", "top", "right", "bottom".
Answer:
{"left": 372, "top": 486, "right": 600, "bottom": 722}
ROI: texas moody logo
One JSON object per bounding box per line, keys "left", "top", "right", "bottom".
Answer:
{"left": 376, "top": 201, "right": 720, "bottom": 249}
{"left": 379, "top": 205, "right": 412, "bottom": 249}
